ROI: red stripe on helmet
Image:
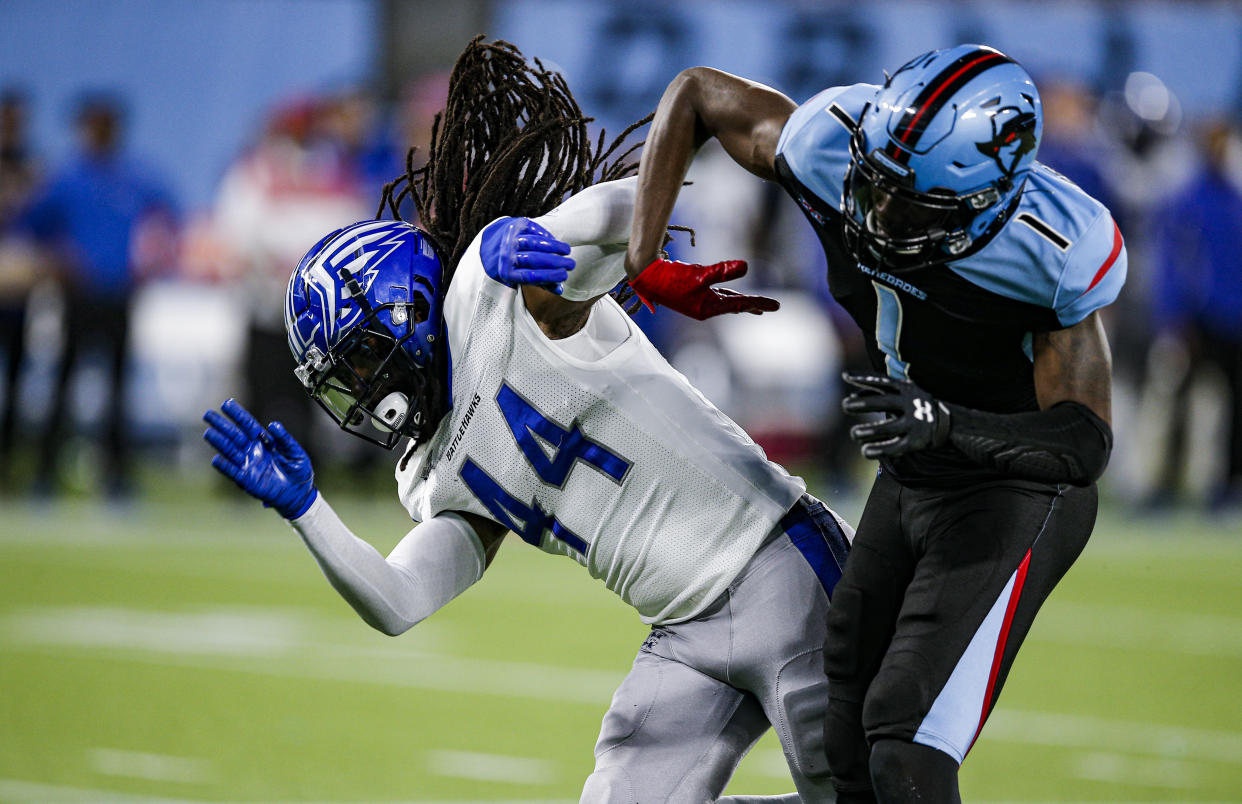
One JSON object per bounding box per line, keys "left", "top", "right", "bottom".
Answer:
{"left": 898, "top": 51, "right": 1006, "bottom": 144}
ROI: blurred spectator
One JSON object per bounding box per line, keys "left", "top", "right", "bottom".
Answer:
{"left": 0, "top": 89, "right": 42, "bottom": 490}
{"left": 1146, "top": 119, "right": 1242, "bottom": 512}
{"left": 381, "top": 72, "right": 450, "bottom": 223}
{"left": 320, "top": 86, "right": 401, "bottom": 200}
{"left": 1095, "top": 72, "right": 1196, "bottom": 375}
{"left": 1084, "top": 72, "right": 1195, "bottom": 501}
{"left": 15, "top": 93, "right": 177, "bottom": 498}
{"left": 213, "top": 97, "right": 370, "bottom": 455}
{"left": 1037, "top": 77, "right": 1115, "bottom": 212}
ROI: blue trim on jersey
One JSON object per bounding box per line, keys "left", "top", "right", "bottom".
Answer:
{"left": 460, "top": 457, "right": 589, "bottom": 555}
{"left": 1053, "top": 215, "right": 1126, "bottom": 327}
{"left": 776, "top": 84, "right": 877, "bottom": 212}
{"left": 874, "top": 283, "right": 911, "bottom": 379}
{"left": 777, "top": 89, "right": 1127, "bottom": 325}
{"left": 496, "top": 383, "right": 630, "bottom": 487}
{"left": 943, "top": 166, "right": 1126, "bottom": 324}
{"left": 781, "top": 495, "right": 850, "bottom": 599}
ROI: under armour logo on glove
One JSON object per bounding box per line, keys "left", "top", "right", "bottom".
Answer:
{"left": 629, "top": 258, "right": 780, "bottom": 321}
{"left": 841, "top": 373, "right": 952, "bottom": 459}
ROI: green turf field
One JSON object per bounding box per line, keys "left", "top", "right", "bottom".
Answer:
{"left": 1, "top": 482, "right": 1240, "bottom": 803}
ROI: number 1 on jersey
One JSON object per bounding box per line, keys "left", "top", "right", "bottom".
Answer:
{"left": 873, "top": 281, "right": 911, "bottom": 380}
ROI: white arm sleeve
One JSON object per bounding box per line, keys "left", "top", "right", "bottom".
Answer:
{"left": 289, "top": 494, "right": 486, "bottom": 636}
{"left": 533, "top": 176, "right": 636, "bottom": 302}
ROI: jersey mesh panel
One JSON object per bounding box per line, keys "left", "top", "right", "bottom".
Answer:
{"left": 400, "top": 285, "right": 789, "bottom": 624}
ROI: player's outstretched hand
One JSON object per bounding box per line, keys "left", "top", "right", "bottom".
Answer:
{"left": 629, "top": 258, "right": 780, "bottom": 321}
{"left": 481, "top": 216, "right": 576, "bottom": 294}
{"left": 841, "top": 373, "right": 952, "bottom": 459}
{"left": 203, "top": 398, "right": 318, "bottom": 519}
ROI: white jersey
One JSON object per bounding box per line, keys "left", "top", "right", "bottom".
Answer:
{"left": 396, "top": 179, "right": 805, "bottom": 624}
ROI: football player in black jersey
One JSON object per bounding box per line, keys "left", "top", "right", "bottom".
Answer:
{"left": 621, "top": 46, "right": 1125, "bottom": 804}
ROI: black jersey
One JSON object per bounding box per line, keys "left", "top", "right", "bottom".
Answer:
{"left": 774, "top": 84, "right": 1126, "bottom": 485}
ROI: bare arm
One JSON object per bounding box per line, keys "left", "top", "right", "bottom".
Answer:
{"left": 1031, "top": 311, "right": 1113, "bottom": 424}
{"left": 520, "top": 285, "right": 594, "bottom": 340}
{"left": 625, "top": 67, "right": 797, "bottom": 279}
{"left": 516, "top": 66, "right": 796, "bottom": 335}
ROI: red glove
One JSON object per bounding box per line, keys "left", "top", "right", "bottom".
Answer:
{"left": 628, "top": 258, "right": 780, "bottom": 321}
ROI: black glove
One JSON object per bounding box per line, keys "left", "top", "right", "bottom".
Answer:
{"left": 841, "top": 373, "right": 952, "bottom": 459}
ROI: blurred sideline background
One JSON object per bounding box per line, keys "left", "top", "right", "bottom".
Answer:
{"left": 0, "top": 1, "right": 1239, "bottom": 802}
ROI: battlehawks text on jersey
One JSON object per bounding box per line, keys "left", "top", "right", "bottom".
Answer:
{"left": 396, "top": 228, "right": 805, "bottom": 625}
{"left": 774, "top": 83, "right": 1127, "bottom": 486}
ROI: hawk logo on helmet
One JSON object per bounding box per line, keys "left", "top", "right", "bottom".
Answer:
{"left": 975, "top": 106, "right": 1038, "bottom": 178}
{"left": 284, "top": 219, "right": 448, "bottom": 450}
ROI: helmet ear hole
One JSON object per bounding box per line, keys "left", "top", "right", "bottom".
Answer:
{"left": 410, "top": 276, "right": 434, "bottom": 324}
{"left": 409, "top": 292, "right": 431, "bottom": 325}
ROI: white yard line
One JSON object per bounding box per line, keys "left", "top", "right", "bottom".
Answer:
{"left": 425, "top": 750, "right": 556, "bottom": 785}
{"left": 7, "top": 608, "right": 1242, "bottom": 771}
{"left": 8, "top": 605, "right": 1242, "bottom": 759}
{"left": 4, "top": 637, "right": 622, "bottom": 704}
{"left": 984, "top": 709, "right": 1242, "bottom": 766}
{"left": 1032, "top": 601, "right": 1242, "bottom": 658}
{"left": 1, "top": 605, "right": 624, "bottom": 704}
{"left": 87, "top": 749, "right": 214, "bottom": 784}
{"left": 4, "top": 606, "right": 308, "bottom": 657}
{"left": 1071, "top": 751, "right": 1201, "bottom": 789}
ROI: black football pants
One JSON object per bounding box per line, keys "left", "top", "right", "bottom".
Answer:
{"left": 38, "top": 292, "right": 131, "bottom": 490}
{"left": 823, "top": 468, "right": 1097, "bottom": 801}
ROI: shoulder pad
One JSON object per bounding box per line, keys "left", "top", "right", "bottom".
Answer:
{"left": 945, "top": 165, "right": 1126, "bottom": 325}
{"left": 1047, "top": 204, "right": 1126, "bottom": 326}
{"left": 776, "top": 83, "right": 877, "bottom": 210}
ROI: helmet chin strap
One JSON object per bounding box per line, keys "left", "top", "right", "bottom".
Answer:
{"left": 373, "top": 391, "right": 410, "bottom": 432}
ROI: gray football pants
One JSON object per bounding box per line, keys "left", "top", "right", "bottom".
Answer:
{"left": 579, "top": 505, "right": 843, "bottom": 803}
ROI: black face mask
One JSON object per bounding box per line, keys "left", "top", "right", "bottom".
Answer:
{"left": 296, "top": 311, "right": 445, "bottom": 450}
{"left": 843, "top": 162, "right": 969, "bottom": 270}
{"left": 841, "top": 128, "right": 1011, "bottom": 271}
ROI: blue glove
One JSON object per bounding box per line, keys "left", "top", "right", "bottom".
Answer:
{"left": 480, "top": 216, "right": 575, "bottom": 294}
{"left": 203, "top": 398, "right": 318, "bottom": 519}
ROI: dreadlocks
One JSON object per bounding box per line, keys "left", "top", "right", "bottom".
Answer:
{"left": 378, "top": 37, "right": 650, "bottom": 280}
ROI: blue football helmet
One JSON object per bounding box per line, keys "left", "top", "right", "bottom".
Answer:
{"left": 842, "top": 44, "right": 1042, "bottom": 269}
{"left": 284, "top": 220, "right": 448, "bottom": 449}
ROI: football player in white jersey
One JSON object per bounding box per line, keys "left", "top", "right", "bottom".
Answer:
{"left": 203, "top": 39, "right": 848, "bottom": 803}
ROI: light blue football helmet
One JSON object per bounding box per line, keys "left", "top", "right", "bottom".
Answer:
{"left": 843, "top": 44, "right": 1042, "bottom": 269}
{"left": 284, "top": 219, "right": 448, "bottom": 449}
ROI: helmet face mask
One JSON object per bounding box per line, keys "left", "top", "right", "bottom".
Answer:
{"left": 842, "top": 45, "right": 1041, "bottom": 271}
{"left": 844, "top": 131, "right": 977, "bottom": 267}
{"left": 294, "top": 317, "right": 434, "bottom": 449}
{"left": 286, "top": 220, "right": 448, "bottom": 450}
